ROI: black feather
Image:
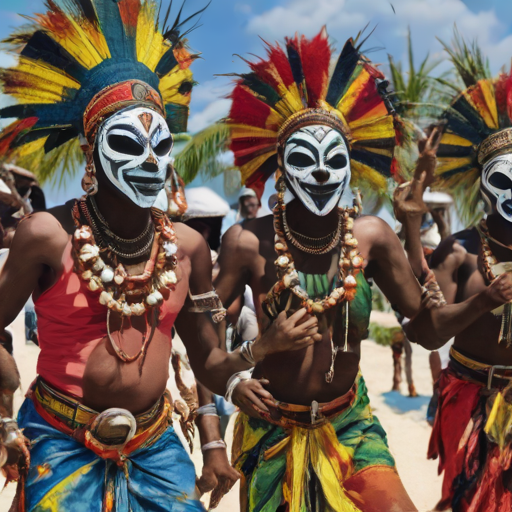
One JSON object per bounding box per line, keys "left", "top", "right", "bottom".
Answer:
{"left": 77, "top": 0, "right": 98, "bottom": 25}
{"left": 326, "top": 39, "right": 360, "bottom": 108}
{"left": 241, "top": 73, "right": 280, "bottom": 106}
{"left": 21, "top": 31, "right": 87, "bottom": 83}
{"left": 44, "top": 128, "right": 78, "bottom": 153}
{"left": 155, "top": 47, "right": 179, "bottom": 77}
{"left": 437, "top": 143, "right": 474, "bottom": 158}
{"left": 351, "top": 148, "right": 393, "bottom": 177}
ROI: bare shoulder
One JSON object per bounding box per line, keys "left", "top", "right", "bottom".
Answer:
{"left": 222, "top": 216, "right": 272, "bottom": 256}
{"left": 8, "top": 212, "right": 68, "bottom": 269}
{"left": 354, "top": 215, "right": 396, "bottom": 246}
{"left": 430, "top": 229, "right": 475, "bottom": 270}
{"left": 174, "top": 222, "right": 209, "bottom": 258}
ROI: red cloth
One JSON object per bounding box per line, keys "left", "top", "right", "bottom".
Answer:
{"left": 429, "top": 367, "right": 512, "bottom": 511}
{"left": 34, "top": 240, "right": 186, "bottom": 397}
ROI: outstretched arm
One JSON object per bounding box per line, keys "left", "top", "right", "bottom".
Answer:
{"left": 365, "top": 216, "right": 510, "bottom": 349}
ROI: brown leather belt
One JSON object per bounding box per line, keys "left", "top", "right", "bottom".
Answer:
{"left": 260, "top": 379, "right": 357, "bottom": 429}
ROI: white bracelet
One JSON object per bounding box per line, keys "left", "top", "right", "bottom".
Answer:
{"left": 225, "top": 370, "right": 252, "bottom": 404}
{"left": 201, "top": 439, "right": 227, "bottom": 452}
{"left": 240, "top": 339, "right": 256, "bottom": 366}
{"left": 196, "top": 403, "right": 219, "bottom": 417}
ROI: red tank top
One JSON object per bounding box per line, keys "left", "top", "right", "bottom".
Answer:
{"left": 34, "top": 240, "right": 187, "bottom": 397}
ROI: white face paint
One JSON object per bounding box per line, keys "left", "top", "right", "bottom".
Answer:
{"left": 482, "top": 153, "right": 512, "bottom": 223}
{"left": 283, "top": 125, "right": 350, "bottom": 216}
{"left": 96, "top": 107, "right": 173, "bottom": 208}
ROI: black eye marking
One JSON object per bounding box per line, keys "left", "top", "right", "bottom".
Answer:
{"left": 326, "top": 154, "right": 348, "bottom": 169}
{"left": 489, "top": 172, "right": 512, "bottom": 190}
{"left": 287, "top": 152, "right": 316, "bottom": 168}
{"left": 153, "top": 136, "right": 173, "bottom": 156}
{"left": 108, "top": 134, "right": 145, "bottom": 156}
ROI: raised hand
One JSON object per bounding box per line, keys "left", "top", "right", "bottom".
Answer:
{"left": 393, "top": 124, "right": 445, "bottom": 225}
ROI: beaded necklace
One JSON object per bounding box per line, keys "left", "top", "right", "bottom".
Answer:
{"left": 72, "top": 199, "right": 179, "bottom": 365}
{"left": 477, "top": 218, "right": 512, "bottom": 347}
{"left": 265, "top": 178, "right": 364, "bottom": 382}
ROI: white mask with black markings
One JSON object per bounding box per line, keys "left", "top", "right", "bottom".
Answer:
{"left": 482, "top": 153, "right": 512, "bottom": 223}
{"left": 96, "top": 107, "right": 173, "bottom": 208}
{"left": 283, "top": 125, "right": 350, "bottom": 216}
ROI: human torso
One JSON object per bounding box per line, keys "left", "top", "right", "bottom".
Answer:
{"left": 244, "top": 215, "right": 373, "bottom": 405}
{"left": 434, "top": 227, "right": 512, "bottom": 365}
{"left": 34, "top": 215, "right": 190, "bottom": 414}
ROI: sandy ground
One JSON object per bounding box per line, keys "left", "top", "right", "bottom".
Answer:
{"left": 0, "top": 310, "right": 443, "bottom": 512}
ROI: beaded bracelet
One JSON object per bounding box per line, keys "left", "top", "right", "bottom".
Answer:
{"left": 240, "top": 339, "right": 256, "bottom": 366}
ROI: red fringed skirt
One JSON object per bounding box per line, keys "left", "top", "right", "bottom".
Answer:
{"left": 429, "top": 362, "right": 512, "bottom": 512}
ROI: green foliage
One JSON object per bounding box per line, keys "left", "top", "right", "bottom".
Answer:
{"left": 16, "top": 138, "right": 85, "bottom": 187}
{"left": 369, "top": 323, "right": 402, "bottom": 347}
{"left": 436, "top": 25, "right": 491, "bottom": 90}
{"left": 173, "top": 123, "right": 235, "bottom": 184}
{"left": 388, "top": 28, "right": 446, "bottom": 123}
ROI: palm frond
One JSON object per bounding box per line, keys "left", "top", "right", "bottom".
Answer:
{"left": 174, "top": 123, "right": 234, "bottom": 184}
{"left": 14, "top": 138, "right": 85, "bottom": 187}
{"left": 437, "top": 25, "right": 491, "bottom": 88}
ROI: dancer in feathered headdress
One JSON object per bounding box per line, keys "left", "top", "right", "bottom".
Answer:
{"left": 394, "top": 37, "right": 512, "bottom": 511}
{"left": 0, "top": 1, "right": 275, "bottom": 510}
{"left": 210, "top": 28, "right": 480, "bottom": 512}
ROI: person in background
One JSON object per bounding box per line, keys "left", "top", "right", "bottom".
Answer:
{"left": 237, "top": 187, "right": 260, "bottom": 222}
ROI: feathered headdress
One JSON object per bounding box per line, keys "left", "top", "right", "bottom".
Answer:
{"left": 0, "top": 0, "right": 204, "bottom": 181}
{"left": 436, "top": 73, "right": 512, "bottom": 223}
{"left": 227, "top": 29, "right": 403, "bottom": 198}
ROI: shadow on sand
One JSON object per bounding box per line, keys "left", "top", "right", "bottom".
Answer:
{"left": 382, "top": 390, "right": 431, "bottom": 414}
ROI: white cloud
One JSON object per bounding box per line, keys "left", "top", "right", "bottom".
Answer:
{"left": 188, "top": 98, "right": 231, "bottom": 133}
{"left": 246, "top": 0, "right": 510, "bottom": 75}
{"left": 191, "top": 79, "right": 231, "bottom": 107}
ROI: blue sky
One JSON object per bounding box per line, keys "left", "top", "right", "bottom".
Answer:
{"left": 2, "top": 0, "right": 512, "bottom": 205}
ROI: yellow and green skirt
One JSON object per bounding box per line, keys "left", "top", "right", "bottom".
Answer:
{"left": 232, "top": 375, "right": 395, "bottom": 512}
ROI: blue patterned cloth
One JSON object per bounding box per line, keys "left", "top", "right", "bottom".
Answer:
{"left": 18, "top": 398, "right": 205, "bottom": 512}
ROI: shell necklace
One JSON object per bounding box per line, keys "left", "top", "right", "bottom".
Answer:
{"left": 265, "top": 178, "right": 364, "bottom": 382}
{"left": 477, "top": 218, "right": 512, "bottom": 347}
{"left": 72, "top": 200, "right": 179, "bottom": 364}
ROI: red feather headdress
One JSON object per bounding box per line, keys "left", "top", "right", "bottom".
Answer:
{"left": 227, "top": 29, "right": 402, "bottom": 198}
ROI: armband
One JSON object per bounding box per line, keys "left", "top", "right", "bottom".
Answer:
{"left": 201, "top": 439, "right": 227, "bottom": 452}
{"left": 188, "top": 290, "right": 226, "bottom": 323}
{"left": 420, "top": 269, "right": 447, "bottom": 309}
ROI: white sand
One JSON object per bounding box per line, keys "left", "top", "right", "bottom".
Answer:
{"left": 0, "top": 312, "right": 442, "bottom": 511}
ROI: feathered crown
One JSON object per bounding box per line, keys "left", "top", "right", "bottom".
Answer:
{"left": 436, "top": 73, "right": 512, "bottom": 222}
{"left": 0, "top": 0, "right": 204, "bottom": 173}
{"left": 227, "top": 29, "right": 403, "bottom": 198}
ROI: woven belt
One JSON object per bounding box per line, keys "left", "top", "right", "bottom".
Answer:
{"left": 260, "top": 380, "right": 357, "bottom": 429}
{"left": 32, "top": 378, "right": 164, "bottom": 435}
{"left": 450, "top": 347, "right": 512, "bottom": 389}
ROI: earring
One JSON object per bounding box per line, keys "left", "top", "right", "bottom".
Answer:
{"left": 81, "top": 145, "right": 98, "bottom": 196}
{"left": 165, "top": 164, "right": 187, "bottom": 218}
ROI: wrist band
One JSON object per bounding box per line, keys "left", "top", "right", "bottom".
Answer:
{"left": 225, "top": 370, "right": 252, "bottom": 404}
{"left": 240, "top": 339, "right": 256, "bottom": 366}
{"left": 196, "top": 403, "right": 219, "bottom": 417}
{"left": 201, "top": 439, "right": 227, "bottom": 452}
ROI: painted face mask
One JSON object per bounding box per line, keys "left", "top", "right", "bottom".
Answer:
{"left": 481, "top": 153, "right": 512, "bottom": 222}
{"left": 96, "top": 106, "right": 173, "bottom": 208}
{"left": 283, "top": 125, "right": 350, "bottom": 216}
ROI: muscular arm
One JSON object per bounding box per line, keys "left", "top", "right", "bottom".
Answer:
{"left": 173, "top": 226, "right": 255, "bottom": 395}
{"left": 0, "top": 213, "right": 67, "bottom": 335}
{"left": 362, "top": 217, "right": 499, "bottom": 349}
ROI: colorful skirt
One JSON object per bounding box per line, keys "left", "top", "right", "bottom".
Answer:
{"left": 232, "top": 375, "right": 395, "bottom": 512}
{"left": 428, "top": 347, "right": 512, "bottom": 512}
{"left": 14, "top": 379, "right": 205, "bottom": 512}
